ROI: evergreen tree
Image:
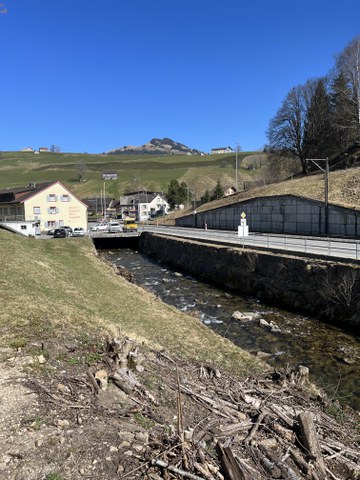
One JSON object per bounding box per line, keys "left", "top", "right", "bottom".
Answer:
{"left": 167, "top": 179, "right": 187, "bottom": 208}
{"left": 201, "top": 189, "right": 211, "bottom": 204}
{"left": 330, "top": 72, "right": 358, "bottom": 151}
{"left": 211, "top": 179, "right": 224, "bottom": 200}
{"left": 304, "top": 78, "right": 334, "bottom": 159}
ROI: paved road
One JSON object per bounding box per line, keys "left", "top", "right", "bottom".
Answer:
{"left": 141, "top": 225, "right": 360, "bottom": 261}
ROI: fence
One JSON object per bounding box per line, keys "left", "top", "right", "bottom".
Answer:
{"left": 142, "top": 225, "right": 360, "bottom": 261}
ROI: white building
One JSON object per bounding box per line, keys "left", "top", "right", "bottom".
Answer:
{"left": 211, "top": 146, "right": 234, "bottom": 154}
{"left": 111, "top": 191, "right": 170, "bottom": 221}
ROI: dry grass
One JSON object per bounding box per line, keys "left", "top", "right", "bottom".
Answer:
{"left": 0, "top": 230, "right": 263, "bottom": 374}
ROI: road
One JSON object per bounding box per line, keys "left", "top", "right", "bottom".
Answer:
{"left": 141, "top": 225, "right": 360, "bottom": 262}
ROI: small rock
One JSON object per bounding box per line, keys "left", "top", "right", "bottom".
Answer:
{"left": 109, "top": 446, "right": 118, "bottom": 453}
{"left": 57, "top": 419, "right": 70, "bottom": 429}
{"left": 232, "top": 311, "right": 254, "bottom": 321}
{"left": 57, "top": 383, "right": 70, "bottom": 394}
{"left": 124, "top": 450, "right": 133, "bottom": 456}
{"left": 95, "top": 370, "right": 108, "bottom": 390}
{"left": 259, "top": 318, "right": 270, "bottom": 328}
{"left": 216, "top": 304, "right": 222, "bottom": 308}
{"left": 135, "top": 364, "right": 145, "bottom": 373}
{"left": 105, "top": 456, "right": 112, "bottom": 461}
{"left": 256, "top": 351, "right": 272, "bottom": 359}
{"left": 269, "top": 321, "right": 281, "bottom": 333}
{"left": 119, "top": 440, "right": 131, "bottom": 449}
{"left": 224, "top": 293, "right": 233, "bottom": 299}
{"left": 79, "top": 468, "right": 85, "bottom": 475}
{"left": 135, "top": 432, "right": 149, "bottom": 444}
{"left": 173, "top": 272, "right": 183, "bottom": 277}
{"left": 133, "top": 444, "right": 144, "bottom": 453}
{"left": 37, "top": 355, "right": 46, "bottom": 364}
{"left": 118, "top": 432, "right": 134, "bottom": 442}
{"left": 59, "top": 436, "right": 66, "bottom": 445}
{"left": 117, "top": 466, "right": 125, "bottom": 474}
{"left": 35, "top": 438, "right": 43, "bottom": 447}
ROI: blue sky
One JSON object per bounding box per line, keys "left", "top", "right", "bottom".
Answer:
{"left": 1, "top": 0, "right": 360, "bottom": 154}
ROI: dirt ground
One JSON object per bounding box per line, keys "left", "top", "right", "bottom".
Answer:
{"left": 0, "top": 332, "right": 359, "bottom": 480}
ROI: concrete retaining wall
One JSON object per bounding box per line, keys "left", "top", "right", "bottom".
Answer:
{"left": 176, "top": 195, "right": 360, "bottom": 237}
{"left": 139, "top": 232, "right": 360, "bottom": 331}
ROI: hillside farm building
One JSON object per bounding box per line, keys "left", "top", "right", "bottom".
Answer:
{"left": 211, "top": 147, "right": 233, "bottom": 154}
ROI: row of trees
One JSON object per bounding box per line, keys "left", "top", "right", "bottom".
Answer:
{"left": 166, "top": 179, "right": 225, "bottom": 209}
{"left": 267, "top": 35, "right": 360, "bottom": 173}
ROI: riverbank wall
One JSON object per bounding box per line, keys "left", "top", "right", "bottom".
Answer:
{"left": 139, "top": 232, "right": 360, "bottom": 331}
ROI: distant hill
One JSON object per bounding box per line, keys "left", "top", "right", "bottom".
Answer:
{"left": 106, "top": 138, "right": 204, "bottom": 156}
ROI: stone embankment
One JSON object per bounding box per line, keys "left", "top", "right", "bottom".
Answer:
{"left": 139, "top": 232, "right": 360, "bottom": 330}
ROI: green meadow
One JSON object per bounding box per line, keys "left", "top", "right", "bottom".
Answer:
{"left": 0, "top": 150, "right": 264, "bottom": 199}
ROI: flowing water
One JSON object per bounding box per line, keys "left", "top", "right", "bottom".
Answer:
{"left": 102, "top": 249, "right": 360, "bottom": 410}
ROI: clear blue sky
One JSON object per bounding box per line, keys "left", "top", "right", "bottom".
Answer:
{"left": 1, "top": 0, "right": 360, "bottom": 154}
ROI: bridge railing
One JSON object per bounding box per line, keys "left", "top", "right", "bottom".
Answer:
{"left": 141, "top": 225, "right": 360, "bottom": 261}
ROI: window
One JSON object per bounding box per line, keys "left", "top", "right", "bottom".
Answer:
{"left": 61, "top": 194, "right": 70, "bottom": 202}
{"left": 49, "top": 206, "right": 57, "bottom": 214}
{"left": 47, "top": 221, "right": 56, "bottom": 228}
{"left": 33, "top": 206, "right": 41, "bottom": 214}
{"left": 21, "top": 225, "right": 27, "bottom": 230}
{"left": 47, "top": 194, "right": 57, "bottom": 202}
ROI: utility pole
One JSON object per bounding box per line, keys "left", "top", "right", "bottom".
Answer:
{"left": 306, "top": 158, "right": 329, "bottom": 235}
{"left": 235, "top": 143, "right": 238, "bottom": 192}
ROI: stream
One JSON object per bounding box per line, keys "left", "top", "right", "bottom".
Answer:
{"left": 102, "top": 249, "right": 360, "bottom": 411}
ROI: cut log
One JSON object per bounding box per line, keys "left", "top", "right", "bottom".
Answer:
{"left": 297, "top": 411, "right": 326, "bottom": 477}
{"left": 216, "top": 442, "right": 253, "bottom": 480}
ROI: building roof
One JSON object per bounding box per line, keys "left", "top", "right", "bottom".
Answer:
{"left": 0, "top": 182, "right": 54, "bottom": 203}
{"left": 211, "top": 146, "right": 233, "bottom": 151}
{"left": 0, "top": 180, "right": 88, "bottom": 207}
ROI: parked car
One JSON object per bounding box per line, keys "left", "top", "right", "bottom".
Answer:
{"left": 63, "top": 226, "right": 73, "bottom": 237}
{"left": 72, "top": 227, "right": 86, "bottom": 237}
{"left": 107, "top": 222, "right": 123, "bottom": 233}
{"left": 122, "top": 218, "right": 138, "bottom": 232}
{"left": 91, "top": 223, "right": 108, "bottom": 231}
{"left": 53, "top": 228, "right": 67, "bottom": 238}
{"left": 46, "top": 228, "right": 55, "bottom": 236}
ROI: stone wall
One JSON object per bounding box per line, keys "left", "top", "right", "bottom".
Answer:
{"left": 176, "top": 195, "right": 360, "bottom": 237}
{"left": 139, "top": 232, "right": 360, "bottom": 331}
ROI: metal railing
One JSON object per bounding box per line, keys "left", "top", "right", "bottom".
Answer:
{"left": 141, "top": 225, "right": 360, "bottom": 261}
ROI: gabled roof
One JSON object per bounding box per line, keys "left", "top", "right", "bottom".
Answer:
{"left": 0, "top": 180, "right": 88, "bottom": 208}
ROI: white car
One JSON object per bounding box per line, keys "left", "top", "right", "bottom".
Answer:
{"left": 107, "top": 222, "right": 123, "bottom": 233}
{"left": 72, "top": 227, "right": 86, "bottom": 237}
{"left": 91, "top": 223, "right": 108, "bottom": 232}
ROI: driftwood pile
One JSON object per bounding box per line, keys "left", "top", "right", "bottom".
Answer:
{"left": 30, "top": 337, "right": 359, "bottom": 479}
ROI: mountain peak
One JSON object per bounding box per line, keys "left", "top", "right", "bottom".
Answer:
{"left": 107, "top": 138, "right": 203, "bottom": 155}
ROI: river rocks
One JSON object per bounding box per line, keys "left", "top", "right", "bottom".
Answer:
{"left": 259, "top": 318, "right": 270, "bottom": 328}
{"left": 259, "top": 318, "right": 282, "bottom": 333}
{"left": 231, "top": 311, "right": 255, "bottom": 321}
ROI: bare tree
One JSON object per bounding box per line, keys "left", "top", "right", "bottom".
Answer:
{"left": 50, "top": 144, "right": 61, "bottom": 153}
{"left": 267, "top": 80, "right": 317, "bottom": 174}
{"left": 76, "top": 159, "right": 87, "bottom": 182}
{"left": 334, "top": 35, "right": 360, "bottom": 143}
{"left": 321, "top": 269, "right": 358, "bottom": 307}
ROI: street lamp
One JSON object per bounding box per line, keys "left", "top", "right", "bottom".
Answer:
{"left": 306, "top": 158, "right": 329, "bottom": 235}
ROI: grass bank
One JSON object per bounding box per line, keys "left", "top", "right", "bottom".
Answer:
{"left": 0, "top": 230, "right": 263, "bottom": 374}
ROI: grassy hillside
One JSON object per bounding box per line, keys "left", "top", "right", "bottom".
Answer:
{"left": 0, "top": 150, "right": 268, "bottom": 199}
{"left": 0, "top": 229, "right": 262, "bottom": 374}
